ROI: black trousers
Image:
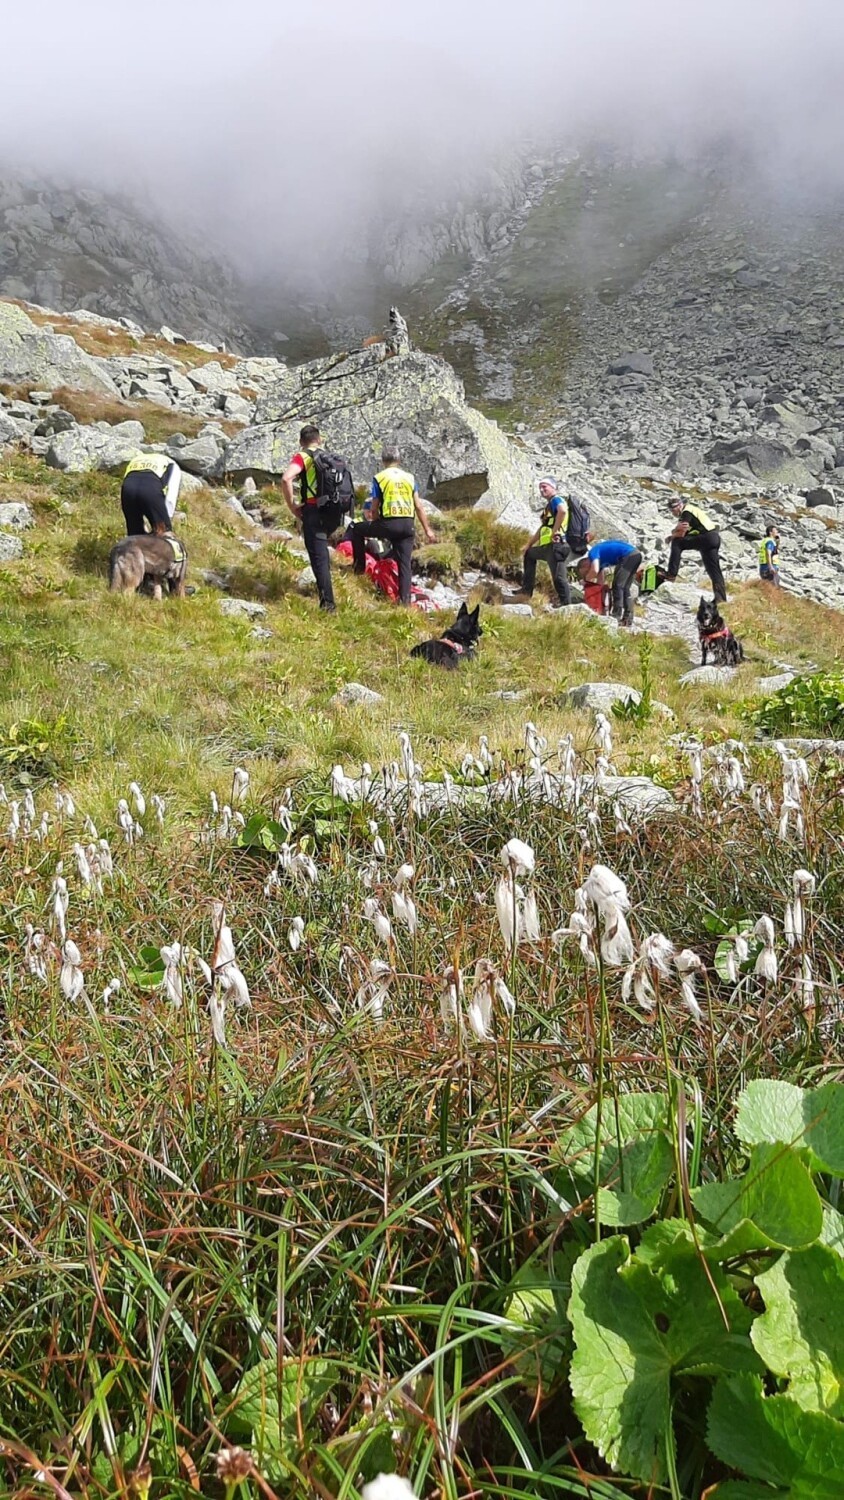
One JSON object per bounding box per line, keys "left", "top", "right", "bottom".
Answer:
{"left": 302, "top": 503, "right": 343, "bottom": 609}
{"left": 352, "top": 517, "right": 416, "bottom": 604}
{"left": 667, "top": 532, "right": 727, "bottom": 602}
{"left": 121, "top": 470, "right": 170, "bottom": 536}
{"left": 611, "top": 550, "right": 642, "bottom": 623}
{"left": 522, "top": 539, "right": 571, "bottom": 604}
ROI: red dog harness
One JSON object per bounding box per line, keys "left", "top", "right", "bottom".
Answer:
{"left": 700, "top": 626, "right": 730, "bottom": 641}
{"left": 442, "top": 639, "right": 465, "bottom": 655}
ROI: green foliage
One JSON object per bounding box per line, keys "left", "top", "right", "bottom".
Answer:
{"left": 613, "top": 634, "right": 655, "bottom": 724}
{"left": 501, "top": 1248, "right": 575, "bottom": 1394}
{"left": 0, "top": 714, "right": 72, "bottom": 783}
{"left": 568, "top": 1226, "right": 759, "bottom": 1484}
{"left": 707, "top": 1374, "right": 844, "bottom": 1498}
{"left": 753, "top": 669, "right": 844, "bottom": 738}
{"left": 753, "top": 1246, "right": 844, "bottom": 1417}
{"left": 222, "top": 1356, "right": 335, "bottom": 1479}
{"left": 736, "top": 1079, "right": 844, "bottom": 1175}
{"left": 693, "top": 1144, "right": 823, "bottom": 1254}
{"left": 554, "top": 1091, "right": 674, "bottom": 1226}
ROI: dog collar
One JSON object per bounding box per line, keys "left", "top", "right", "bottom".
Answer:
{"left": 701, "top": 626, "right": 730, "bottom": 640}
{"left": 443, "top": 639, "right": 465, "bottom": 654}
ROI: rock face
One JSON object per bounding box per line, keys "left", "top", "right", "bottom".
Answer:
{"left": 0, "top": 171, "right": 256, "bottom": 349}
{"left": 0, "top": 300, "right": 119, "bottom": 394}
{"left": 226, "top": 346, "right": 541, "bottom": 526}
{"left": 45, "top": 421, "right": 145, "bottom": 472}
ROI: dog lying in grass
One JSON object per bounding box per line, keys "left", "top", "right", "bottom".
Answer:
{"left": 697, "top": 596, "right": 744, "bottom": 666}
{"left": 109, "top": 533, "right": 188, "bottom": 598}
{"left": 410, "top": 602, "right": 482, "bottom": 667}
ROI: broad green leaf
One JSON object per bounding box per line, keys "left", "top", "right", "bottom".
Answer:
{"left": 237, "top": 812, "right": 288, "bottom": 853}
{"left": 736, "top": 1079, "right": 844, "bottom": 1175}
{"left": 501, "top": 1249, "right": 574, "bottom": 1394}
{"left": 553, "top": 1091, "right": 673, "bottom": 1226}
{"left": 568, "top": 1231, "right": 759, "bottom": 1484}
{"left": 222, "top": 1356, "right": 334, "bottom": 1476}
{"left": 820, "top": 1206, "right": 844, "bottom": 1257}
{"left": 707, "top": 1374, "right": 844, "bottom": 1498}
{"left": 692, "top": 1144, "right": 822, "bottom": 1254}
{"left": 753, "top": 1246, "right": 844, "bottom": 1418}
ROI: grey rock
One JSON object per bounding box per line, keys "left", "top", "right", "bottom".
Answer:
{"left": 678, "top": 665, "right": 736, "bottom": 686}
{"left": 329, "top": 682, "right": 385, "bottom": 709}
{"left": 608, "top": 351, "right": 654, "bottom": 377}
{"left": 0, "top": 411, "right": 24, "bottom": 446}
{"left": 598, "top": 774, "right": 675, "bottom": 819}
{"left": 499, "top": 602, "right": 534, "bottom": 616}
{"left": 0, "top": 300, "right": 118, "bottom": 394}
{"left": 756, "top": 672, "right": 795, "bottom": 693}
{"left": 0, "top": 501, "right": 35, "bottom": 530}
{"left": 665, "top": 443, "right": 706, "bottom": 474}
{"left": 27, "top": 389, "right": 53, "bottom": 405}
{"left": 574, "top": 423, "right": 601, "bottom": 448}
{"left": 0, "top": 533, "right": 24, "bottom": 561}
{"left": 33, "top": 406, "right": 76, "bottom": 437}
{"left": 219, "top": 597, "right": 267, "bottom": 619}
{"left": 226, "top": 346, "right": 539, "bottom": 527}
{"left": 297, "top": 565, "right": 317, "bottom": 592}
{"left": 803, "top": 486, "right": 837, "bottom": 509}
{"left": 705, "top": 436, "right": 817, "bottom": 489}
{"left": 566, "top": 681, "right": 641, "bottom": 711}
{"left": 222, "top": 493, "right": 258, "bottom": 525}
{"left": 45, "top": 420, "right": 145, "bottom": 472}
{"left": 187, "top": 361, "right": 239, "bottom": 395}
{"left": 165, "top": 431, "right": 227, "bottom": 482}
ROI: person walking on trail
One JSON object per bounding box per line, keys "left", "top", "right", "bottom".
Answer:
{"left": 759, "top": 524, "right": 781, "bottom": 586}
{"left": 515, "top": 478, "right": 572, "bottom": 607}
{"left": 281, "top": 425, "right": 340, "bottom": 613}
{"left": 578, "top": 538, "right": 642, "bottom": 626}
{"left": 351, "top": 445, "right": 436, "bottom": 605}
{"left": 121, "top": 452, "right": 182, "bottom": 536}
{"left": 665, "top": 496, "right": 727, "bottom": 602}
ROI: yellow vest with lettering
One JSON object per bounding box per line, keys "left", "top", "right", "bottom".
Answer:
{"left": 123, "top": 452, "right": 170, "bottom": 480}
{"left": 376, "top": 465, "right": 415, "bottom": 519}
{"left": 682, "top": 501, "right": 714, "bottom": 534}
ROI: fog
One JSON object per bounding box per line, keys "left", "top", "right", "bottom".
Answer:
{"left": 4, "top": 0, "right": 844, "bottom": 284}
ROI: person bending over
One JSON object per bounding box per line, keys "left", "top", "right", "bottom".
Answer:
{"left": 351, "top": 445, "right": 436, "bottom": 605}
{"left": 578, "top": 537, "right": 643, "bottom": 626}
{"left": 665, "top": 496, "right": 727, "bottom": 602}
{"left": 121, "top": 452, "right": 182, "bottom": 536}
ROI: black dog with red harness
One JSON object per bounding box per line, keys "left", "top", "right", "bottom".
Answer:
{"left": 697, "top": 596, "right": 744, "bottom": 667}
{"left": 410, "top": 602, "right": 482, "bottom": 669}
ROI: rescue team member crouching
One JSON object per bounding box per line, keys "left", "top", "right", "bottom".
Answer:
{"left": 121, "top": 452, "right": 182, "bottom": 536}
{"left": 665, "top": 496, "right": 727, "bottom": 602}
{"left": 515, "top": 478, "right": 571, "bottom": 607}
{"left": 351, "top": 445, "right": 436, "bottom": 605}
{"left": 578, "top": 538, "right": 642, "bottom": 626}
{"left": 759, "top": 525, "right": 781, "bottom": 585}
{"left": 281, "top": 425, "right": 340, "bottom": 612}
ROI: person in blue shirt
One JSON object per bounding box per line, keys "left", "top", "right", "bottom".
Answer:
{"left": 577, "top": 538, "right": 642, "bottom": 626}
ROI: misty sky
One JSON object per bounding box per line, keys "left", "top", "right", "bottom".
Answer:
{"left": 4, "top": 0, "right": 844, "bottom": 272}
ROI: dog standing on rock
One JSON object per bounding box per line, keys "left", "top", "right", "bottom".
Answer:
{"left": 697, "top": 596, "right": 744, "bottom": 666}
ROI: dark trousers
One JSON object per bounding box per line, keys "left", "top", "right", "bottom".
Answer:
{"left": 121, "top": 471, "right": 170, "bottom": 536}
{"left": 667, "top": 532, "right": 727, "bottom": 602}
{"left": 352, "top": 517, "right": 415, "bottom": 604}
{"left": 522, "top": 539, "right": 571, "bottom": 604}
{"left": 760, "top": 564, "right": 780, "bottom": 586}
{"left": 611, "top": 550, "right": 642, "bottom": 623}
{"left": 302, "top": 502, "right": 343, "bottom": 609}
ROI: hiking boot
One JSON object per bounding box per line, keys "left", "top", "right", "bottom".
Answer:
{"left": 320, "top": 600, "right": 337, "bottom": 613}
{"left": 509, "top": 591, "right": 533, "bottom": 603}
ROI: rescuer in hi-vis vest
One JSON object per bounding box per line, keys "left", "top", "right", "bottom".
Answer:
{"left": 759, "top": 525, "right": 781, "bottom": 586}
{"left": 351, "top": 444, "right": 437, "bottom": 604}
{"left": 120, "top": 451, "right": 182, "bottom": 536}
{"left": 665, "top": 495, "right": 728, "bottom": 602}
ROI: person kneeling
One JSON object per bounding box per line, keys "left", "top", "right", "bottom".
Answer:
{"left": 578, "top": 538, "right": 642, "bottom": 626}
{"left": 351, "top": 445, "right": 436, "bottom": 605}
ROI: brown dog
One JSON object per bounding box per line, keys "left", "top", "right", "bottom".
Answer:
{"left": 108, "top": 533, "right": 188, "bottom": 598}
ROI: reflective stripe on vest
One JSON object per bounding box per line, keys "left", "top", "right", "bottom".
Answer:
{"left": 299, "top": 449, "right": 318, "bottom": 503}
{"left": 538, "top": 498, "right": 568, "bottom": 547}
{"left": 165, "top": 535, "right": 186, "bottom": 565}
{"left": 682, "top": 501, "right": 715, "bottom": 534}
{"left": 376, "top": 466, "right": 415, "bottom": 518}
{"left": 759, "top": 538, "right": 778, "bottom": 566}
{"left": 124, "top": 452, "right": 170, "bottom": 480}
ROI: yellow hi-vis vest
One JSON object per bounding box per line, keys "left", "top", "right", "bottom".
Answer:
{"left": 538, "top": 497, "right": 568, "bottom": 547}
{"left": 123, "top": 452, "right": 170, "bottom": 480}
{"left": 164, "top": 534, "right": 186, "bottom": 565}
{"left": 375, "top": 465, "right": 416, "bottom": 518}
{"left": 759, "top": 536, "right": 778, "bottom": 566}
{"left": 298, "top": 448, "right": 319, "bottom": 503}
{"left": 681, "top": 501, "right": 715, "bottom": 535}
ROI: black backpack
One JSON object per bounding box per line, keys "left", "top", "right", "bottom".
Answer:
{"left": 566, "top": 494, "right": 592, "bottom": 555}
{"left": 311, "top": 450, "right": 356, "bottom": 515}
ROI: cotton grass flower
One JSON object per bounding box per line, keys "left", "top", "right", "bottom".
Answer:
{"left": 51, "top": 874, "right": 69, "bottom": 941}
{"left": 354, "top": 957, "right": 393, "bottom": 1023}
{"left": 288, "top": 916, "right": 304, "bottom": 952}
{"left": 363, "top": 897, "right": 393, "bottom": 944}
{"left": 128, "top": 782, "right": 146, "bottom": 818}
{"left": 231, "top": 767, "right": 250, "bottom": 804}
{"left": 59, "top": 940, "right": 84, "bottom": 1002}
{"left": 151, "top": 794, "right": 166, "bottom": 827}
{"left": 622, "top": 933, "right": 674, "bottom": 1011}
{"left": 674, "top": 948, "right": 705, "bottom": 1023}
{"left": 102, "top": 977, "right": 121, "bottom": 1010}
{"left": 24, "top": 924, "right": 48, "bottom": 983}
{"left": 467, "top": 959, "right": 516, "bottom": 1040}
{"left": 439, "top": 962, "right": 464, "bottom": 1027}
{"left": 753, "top": 916, "right": 778, "bottom": 984}
{"left": 210, "top": 902, "right": 251, "bottom": 1010}
{"left": 361, "top": 1473, "right": 416, "bottom": 1500}
{"left": 160, "top": 943, "right": 184, "bottom": 1006}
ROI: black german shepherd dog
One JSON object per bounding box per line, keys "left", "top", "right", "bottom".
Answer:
{"left": 410, "top": 602, "right": 482, "bottom": 668}
{"left": 697, "top": 596, "right": 744, "bottom": 666}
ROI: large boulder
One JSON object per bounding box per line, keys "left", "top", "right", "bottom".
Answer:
{"left": 565, "top": 682, "right": 641, "bottom": 711}
{"left": 0, "top": 410, "right": 24, "bottom": 447}
{"left": 225, "top": 346, "right": 540, "bottom": 524}
{"left": 705, "top": 435, "right": 817, "bottom": 489}
{"left": 165, "top": 430, "right": 227, "bottom": 482}
{"left": 0, "top": 501, "right": 34, "bottom": 530}
{"left": 45, "top": 420, "right": 145, "bottom": 472}
{"left": 0, "top": 301, "right": 119, "bottom": 395}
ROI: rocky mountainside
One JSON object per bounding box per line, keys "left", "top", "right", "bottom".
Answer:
{"left": 0, "top": 170, "right": 258, "bottom": 351}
